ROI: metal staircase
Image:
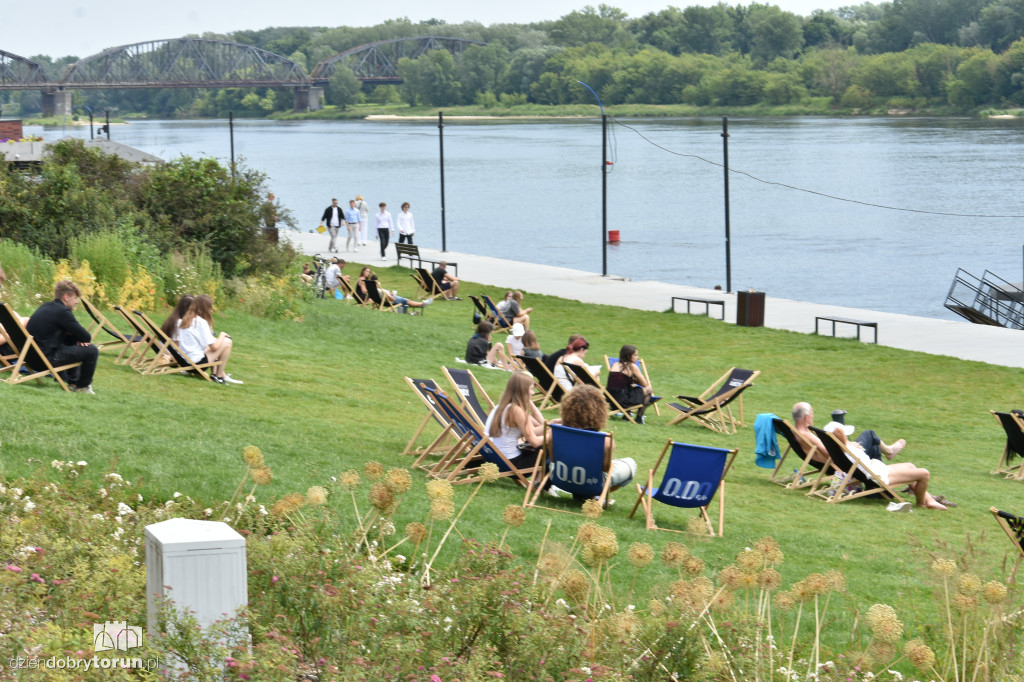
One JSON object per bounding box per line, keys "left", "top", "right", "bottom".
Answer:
{"left": 944, "top": 269, "right": 1024, "bottom": 329}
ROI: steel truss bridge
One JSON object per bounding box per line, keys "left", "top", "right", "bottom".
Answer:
{"left": 0, "top": 36, "right": 485, "bottom": 114}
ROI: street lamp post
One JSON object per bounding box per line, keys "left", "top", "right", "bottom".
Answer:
{"left": 73, "top": 105, "right": 94, "bottom": 140}
{"left": 576, "top": 81, "right": 608, "bottom": 277}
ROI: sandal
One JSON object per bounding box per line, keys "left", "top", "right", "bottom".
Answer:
{"left": 934, "top": 494, "right": 958, "bottom": 508}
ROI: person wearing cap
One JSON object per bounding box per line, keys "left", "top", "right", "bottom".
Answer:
{"left": 324, "top": 257, "right": 348, "bottom": 296}
{"left": 506, "top": 322, "right": 526, "bottom": 359}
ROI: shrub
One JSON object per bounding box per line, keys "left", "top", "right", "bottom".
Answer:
{"left": 70, "top": 230, "right": 133, "bottom": 303}
{"left": 163, "top": 246, "right": 222, "bottom": 305}
{"left": 0, "top": 239, "right": 55, "bottom": 310}
{"left": 221, "top": 275, "right": 309, "bottom": 321}
{"left": 840, "top": 84, "right": 873, "bottom": 109}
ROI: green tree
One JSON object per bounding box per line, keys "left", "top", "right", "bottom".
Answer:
{"left": 764, "top": 72, "right": 808, "bottom": 102}
{"left": 397, "top": 51, "right": 461, "bottom": 106}
{"left": 456, "top": 44, "right": 511, "bottom": 104}
{"left": 549, "top": 4, "right": 633, "bottom": 47}
{"left": 974, "top": 0, "right": 1024, "bottom": 51}
{"left": 745, "top": 4, "right": 805, "bottom": 62}
{"left": 799, "top": 46, "right": 860, "bottom": 98}
{"left": 326, "top": 66, "right": 362, "bottom": 109}
{"left": 853, "top": 51, "right": 918, "bottom": 96}
{"left": 705, "top": 63, "right": 769, "bottom": 104}
{"left": 947, "top": 47, "right": 999, "bottom": 105}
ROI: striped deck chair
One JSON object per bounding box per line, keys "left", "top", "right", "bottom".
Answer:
{"left": 0, "top": 302, "right": 82, "bottom": 391}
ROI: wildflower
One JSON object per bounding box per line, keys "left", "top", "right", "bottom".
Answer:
{"left": 430, "top": 497, "right": 454, "bottom": 521}
{"left": 711, "top": 590, "right": 734, "bottom": 611}
{"left": 104, "top": 473, "right": 123, "bottom": 483}
{"left": 982, "top": 580, "right": 1007, "bottom": 604}
{"left": 736, "top": 548, "right": 764, "bottom": 571}
{"left": 904, "top": 639, "right": 935, "bottom": 670}
{"left": 825, "top": 569, "right": 846, "bottom": 592}
{"left": 577, "top": 521, "right": 602, "bottom": 546}
{"left": 773, "top": 591, "right": 796, "bottom": 612}
{"left": 560, "top": 569, "right": 589, "bottom": 603}
{"left": 368, "top": 482, "right": 395, "bottom": 513}
{"left": 364, "top": 461, "right": 386, "bottom": 481}
{"left": 648, "top": 599, "right": 667, "bottom": 616}
{"left": 589, "top": 532, "right": 618, "bottom": 561}
{"left": 203, "top": 508, "right": 213, "bottom": 517}
{"left": 405, "top": 522, "right": 428, "bottom": 543}
{"left": 385, "top": 468, "right": 413, "bottom": 494}
{"left": 173, "top": 492, "right": 181, "bottom": 498}
{"left": 537, "top": 552, "right": 568, "bottom": 576}
{"left": 581, "top": 499, "right": 603, "bottom": 519}
{"left": 627, "top": 542, "right": 654, "bottom": 568}
{"left": 116, "top": 502, "right": 134, "bottom": 516}
{"left": 686, "top": 517, "right": 710, "bottom": 536}
{"left": 804, "top": 573, "right": 830, "bottom": 597}
{"left": 270, "top": 493, "right": 306, "bottom": 517}
{"left": 77, "top": 461, "right": 87, "bottom": 467}
{"left": 866, "top": 639, "right": 896, "bottom": 665}
{"left": 661, "top": 542, "right": 689, "bottom": 568}
{"left": 251, "top": 466, "right": 273, "bottom": 486}
{"left": 502, "top": 505, "right": 526, "bottom": 527}
{"left": 683, "top": 555, "right": 705, "bottom": 577}
{"left": 301, "top": 485, "right": 327, "bottom": 506}
{"left": 865, "top": 604, "right": 903, "bottom": 642}
{"left": 611, "top": 611, "right": 641, "bottom": 637}
{"left": 5, "top": 565, "right": 22, "bottom": 573}
{"left": 425, "top": 479, "right": 454, "bottom": 500}
{"left": 29, "top": 573, "right": 45, "bottom": 584}
{"left": 338, "top": 469, "right": 361, "bottom": 491}
{"left": 23, "top": 500, "right": 35, "bottom": 511}
{"left": 759, "top": 568, "right": 782, "bottom": 591}
{"left": 381, "top": 521, "right": 396, "bottom": 536}
{"left": 51, "top": 460, "right": 64, "bottom": 470}
{"left": 957, "top": 573, "right": 982, "bottom": 596}
{"left": 479, "top": 462, "right": 500, "bottom": 482}
{"left": 717, "top": 564, "right": 743, "bottom": 591}
{"left": 952, "top": 592, "right": 979, "bottom": 611}
{"left": 241, "top": 445, "right": 264, "bottom": 467}
{"left": 931, "top": 558, "right": 957, "bottom": 577}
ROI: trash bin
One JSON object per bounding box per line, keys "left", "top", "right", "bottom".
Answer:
{"left": 736, "top": 290, "right": 765, "bottom": 327}
{"left": 607, "top": 230, "right": 620, "bottom": 243}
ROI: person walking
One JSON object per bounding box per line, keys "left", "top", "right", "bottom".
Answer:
{"left": 397, "top": 202, "right": 415, "bottom": 244}
{"left": 354, "top": 194, "right": 370, "bottom": 246}
{"left": 375, "top": 202, "right": 394, "bottom": 261}
{"left": 343, "top": 199, "right": 361, "bottom": 253}
{"left": 320, "top": 198, "right": 343, "bottom": 253}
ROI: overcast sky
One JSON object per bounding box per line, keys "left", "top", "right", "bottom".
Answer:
{"left": 2, "top": 0, "right": 846, "bottom": 61}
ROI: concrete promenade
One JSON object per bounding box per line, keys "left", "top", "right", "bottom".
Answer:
{"left": 285, "top": 232, "right": 1024, "bottom": 370}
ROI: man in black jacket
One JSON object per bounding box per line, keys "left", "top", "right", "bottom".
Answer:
{"left": 26, "top": 280, "right": 99, "bottom": 394}
{"left": 320, "top": 198, "right": 343, "bottom": 253}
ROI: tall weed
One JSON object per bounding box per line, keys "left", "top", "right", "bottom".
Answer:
{"left": 0, "top": 239, "right": 54, "bottom": 310}
{"left": 164, "top": 246, "right": 223, "bottom": 304}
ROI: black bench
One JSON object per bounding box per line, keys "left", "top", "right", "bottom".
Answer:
{"left": 671, "top": 296, "right": 725, "bottom": 320}
{"left": 395, "top": 243, "right": 457, "bottom": 276}
{"left": 815, "top": 316, "right": 878, "bottom": 343}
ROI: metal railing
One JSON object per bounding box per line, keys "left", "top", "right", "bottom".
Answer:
{"left": 944, "top": 268, "right": 1024, "bottom": 329}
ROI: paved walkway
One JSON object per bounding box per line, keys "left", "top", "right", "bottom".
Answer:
{"left": 285, "top": 232, "right": 1024, "bottom": 369}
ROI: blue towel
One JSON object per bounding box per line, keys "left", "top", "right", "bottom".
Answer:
{"left": 754, "top": 412, "right": 780, "bottom": 468}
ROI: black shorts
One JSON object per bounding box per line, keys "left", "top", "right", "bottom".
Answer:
{"left": 439, "top": 281, "right": 452, "bottom": 291}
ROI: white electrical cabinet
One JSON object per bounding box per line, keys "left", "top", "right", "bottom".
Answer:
{"left": 145, "top": 518, "right": 248, "bottom": 632}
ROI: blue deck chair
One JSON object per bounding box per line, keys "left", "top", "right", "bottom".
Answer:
{"left": 481, "top": 294, "right": 514, "bottom": 329}
{"left": 604, "top": 354, "right": 662, "bottom": 416}
{"left": 403, "top": 377, "right": 459, "bottom": 461}
{"left": 628, "top": 440, "right": 738, "bottom": 536}
{"left": 667, "top": 367, "right": 759, "bottom": 434}
{"left": 990, "top": 411, "right": 1024, "bottom": 479}
{"left": 443, "top": 366, "right": 495, "bottom": 427}
{"left": 523, "top": 423, "right": 615, "bottom": 514}
{"left": 991, "top": 507, "right": 1024, "bottom": 557}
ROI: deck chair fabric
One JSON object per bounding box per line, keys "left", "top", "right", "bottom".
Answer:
{"left": 629, "top": 440, "right": 738, "bottom": 536}
{"left": 666, "top": 367, "right": 759, "bottom": 434}
{"left": 604, "top": 355, "right": 661, "bottom": 416}
{"left": 990, "top": 507, "right": 1024, "bottom": 557}
{"left": 336, "top": 277, "right": 363, "bottom": 305}
{"left": 523, "top": 423, "right": 614, "bottom": 513}
{"left": 81, "top": 297, "right": 139, "bottom": 351}
{"left": 481, "top": 294, "right": 514, "bottom": 329}
{"left": 990, "top": 410, "right": 1024, "bottom": 478}
{"left": 0, "top": 302, "right": 81, "bottom": 391}
{"left": 807, "top": 426, "right": 906, "bottom": 504}
{"left": 442, "top": 366, "right": 494, "bottom": 427}
{"left": 129, "top": 309, "right": 222, "bottom": 380}
{"left": 521, "top": 355, "right": 567, "bottom": 411}
{"left": 769, "top": 418, "right": 830, "bottom": 490}
{"left": 415, "top": 268, "right": 445, "bottom": 298}
{"left": 564, "top": 362, "right": 643, "bottom": 424}
{"left": 403, "top": 377, "right": 459, "bottom": 461}
{"left": 363, "top": 279, "right": 399, "bottom": 312}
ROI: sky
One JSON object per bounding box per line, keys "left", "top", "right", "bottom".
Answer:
{"left": 2, "top": 0, "right": 847, "bottom": 61}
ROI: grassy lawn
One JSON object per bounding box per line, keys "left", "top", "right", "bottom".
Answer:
{"left": 2, "top": 262, "right": 1021, "bottom": 657}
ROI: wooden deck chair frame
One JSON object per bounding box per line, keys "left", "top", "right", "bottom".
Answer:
{"left": 523, "top": 423, "right": 614, "bottom": 515}
{"left": 481, "top": 294, "right": 514, "bottom": 329}
{"left": 131, "top": 309, "right": 223, "bottom": 380}
{"left": 80, "top": 297, "right": 136, "bottom": 351}
{"left": 990, "top": 507, "right": 1024, "bottom": 557}
{"left": 403, "top": 377, "right": 460, "bottom": 461}
{"left": 113, "top": 306, "right": 170, "bottom": 371}
{"left": 603, "top": 354, "right": 661, "bottom": 416}
{"left": 564, "top": 362, "right": 643, "bottom": 424}
{"left": 769, "top": 418, "right": 833, "bottom": 490}
{"left": 806, "top": 427, "right": 906, "bottom": 504}
{"left": 0, "top": 302, "right": 81, "bottom": 391}
{"left": 335, "top": 277, "right": 363, "bottom": 306}
{"left": 363, "top": 278, "right": 400, "bottom": 312}
{"left": 628, "top": 439, "right": 738, "bottom": 537}
{"left": 469, "top": 295, "right": 491, "bottom": 322}
{"left": 990, "top": 410, "right": 1024, "bottom": 479}
{"left": 666, "top": 367, "right": 759, "bottom": 434}
{"left": 442, "top": 366, "right": 495, "bottom": 427}
{"left": 520, "top": 355, "right": 567, "bottom": 411}
{"left": 415, "top": 267, "right": 445, "bottom": 298}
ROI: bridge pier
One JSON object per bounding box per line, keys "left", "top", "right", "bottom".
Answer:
{"left": 293, "top": 87, "right": 323, "bottom": 113}
{"left": 41, "top": 89, "right": 73, "bottom": 117}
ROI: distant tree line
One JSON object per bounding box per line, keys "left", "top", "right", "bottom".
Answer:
{"left": 4, "top": 0, "right": 1024, "bottom": 115}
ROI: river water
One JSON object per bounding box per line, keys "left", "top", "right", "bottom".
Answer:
{"left": 32, "top": 116, "right": 1024, "bottom": 320}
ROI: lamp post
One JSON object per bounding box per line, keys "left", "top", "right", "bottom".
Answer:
{"left": 576, "top": 80, "right": 608, "bottom": 277}
{"left": 72, "top": 105, "right": 94, "bottom": 140}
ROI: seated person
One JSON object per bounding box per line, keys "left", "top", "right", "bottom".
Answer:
{"left": 607, "top": 344, "right": 656, "bottom": 423}
{"left": 325, "top": 258, "right": 349, "bottom": 296}
{"left": 544, "top": 333, "right": 582, "bottom": 373}
{"left": 355, "top": 266, "right": 432, "bottom": 312}
{"left": 431, "top": 261, "right": 460, "bottom": 300}
{"left": 553, "top": 336, "right": 591, "bottom": 391}
{"left": 178, "top": 294, "right": 242, "bottom": 385}
{"left": 555, "top": 385, "right": 637, "bottom": 497}
{"left": 521, "top": 330, "right": 544, "bottom": 360}
{"left": 506, "top": 322, "right": 526, "bottom": 360}
{"left": 503, "top": 290, "right": 533, "bottom": 329}
{"left": 25, "top": 280, "right": 99, "bottom": 394}
{"left": 300, "top": 262, "right": 315, "bottom": 284}
{"left": 0, "top": 309, "right": 30, "bottom": 356}
{"left": 466, "top": 320, "right": 512, "bottom": 369}
{"left": 161, "top": 295, "right": 194, "bottom": 344}
{"left": 484, "top": 371, "right": 546, "bottom": 470}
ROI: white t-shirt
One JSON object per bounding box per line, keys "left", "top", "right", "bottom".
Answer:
{"left": 177, "top": 317, "right": 215, "bottom": 363}
{"left": 506, "top": 334, "right": 524, "bottom": 357}
{"left": 325, "top": 264, "right": 343, "bottom": 288}
{"left": 397, "top": 210, "right": 415, "bottom": 235}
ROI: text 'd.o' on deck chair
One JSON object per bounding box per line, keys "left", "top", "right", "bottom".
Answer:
{"left": 129, "top": 309, "right": 223, "bottom": 380}
{"left": 80, "top": 297, "right": 139, "bottom": 352}
{"left": 629, "top": 440, "right": 738, "bottom": 536}
{"left": 807, "top": 426, "right": 906, "bottom": 504}
{"left": 420, "top": 384, "right": 539, "bottom": 487}
{"left": 521, "top": 355, "right": 567, "bottom": 411}
{"left": 523, "top": 423, "right": 615, "bottom": 514}
{"left": 481, "top": 294, "right": 514, "bottom": 329}
{"left": 769, "top": 418, "right": 832, "bottom": 490}
{"left": 666, "top": 368, "right": 759, "bottom": 434}
{"left": 0, "top": 302, "right": 81, "bottom": 391}
{"left": 564, "top": 362, "right": 643, "bottom": 424}
{"left": 990, "top": 507, "right": 1024, "bottom": 557}
{"left": 403, "top": 377, "right": 459, "bottom": 463}
{"left": 604, "top": 354, "right": 661, "bottom": 416}
{"left": 443, "top": 366, "right": 495, "bottom": 427}
{"left": 990, "top": 410, "right": 1024, "bottom": 479}
{"left": 362, "top": 279, "right": 400, "bottom": 312}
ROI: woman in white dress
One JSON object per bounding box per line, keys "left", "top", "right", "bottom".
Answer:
{"left": 354, "top": 194, "right": 370, "bottom": 245}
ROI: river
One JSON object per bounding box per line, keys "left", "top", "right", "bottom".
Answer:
{"left": 31, "top": 116, "right": 1024, "bottom": 320}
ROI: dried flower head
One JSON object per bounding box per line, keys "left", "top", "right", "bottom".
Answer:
{"left": 364, "top": 461, "right": 386, "bottom": 481}
{"left": 241, "top": 445, "right": 264, "bottom": 468}
{"left": 773, "top": 591, "right": 796, "bottom": 612}
{"left": 577, "top": 521, "right": 602, "bottom": 546}
{"left": 589, "top": 532, "right": 619, "bottom": 562}
{"left": 537, "top": 552, "right": 569, "bottom": 577}
{"left": 736, "top": 548, "right": 764, "bottom": 571}
{"left": 825, "top": 569, "right": 846, "bottom": 592}
{"left": 648, "top": 599, "right": 667, "bottom": 617}
{"left": 502, "top": 505, "right": 526, "bottom": 527}
{"left": 687, "top": 517, "right": 711, "bottom": 536}
{"left": 953, "top": 592, "right": 979, "bottom": 612}
{"left": 479, "top": 462, "right": 500, "bottom": 482}
{"left": 957, "top": 573, "right": 982, "bottom": 596}
{"left": 931, "top": 558, "right": 957, "bottom": 577}
{"left": 429, "top": 497, "right": 455, "bottom": 521}
{"left": 425, "top": 479, "right": 454, "bottom": 500}
{"left": 581, "top": 499, "right": 604, "bottom": 519}
{"left": 250, "top": 466, "right": 273, "bottom": 486}
{"left": 982, "top": 580, "right": 1008, "bottom": 604}
{"left": 385, "top": 468, "right": 412, "bottom": 494}
{"left": 904, "top": 639, "right": 936, "bottom": 670}
{"left": 561, "top": 569, "right": 589, "bottom": 603}
{"left": 711, "top": 590, "right": 734, "bottom": 612}
{"left": 753, "top": 536, "right": 780, "bottom": 557}
{"left": 759, "top": 568, "right": 782, "bottom": 591}
{"left": 270, "top": 492, "right": 305, "bottom": 517}
{"left": 610, "top": 611, "right": 641, "bottom": 638}
{"left": 866, "top": 604, "right": 903, "bottom": 642}
{"left": 717, "top": 564, "right": 743, "bottom": 592}
{"left": 405, "top": 521, "right": 428, "bottom": 543}
{"left": 866, "top": 640, "right": 896, "bottom": 665}
{"left": 337, "top": 469, "right": 361, "bottom": 491}
{"left": 368, "top": 482, "right": 395, "bottom": 513}
{"left": 791, "top": 579, "right": 815, "bottom": 603}
{"left": 677, "top": 555, "right": 702, "bottom": 578}
{"left": 804, "top": 573, "right": 830, "bottom": 597}
{"left": 628, "top": 542, "right": 654, "bottom": 568}
{"left": 661, "top": 542, "right": 689, "bottom": 568}
{"left": 305, "top": 486, "right": 328, "bottom": 506}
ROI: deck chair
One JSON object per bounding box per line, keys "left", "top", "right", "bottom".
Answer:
{"left": 469, "top": 295, "right": 491, "bottom": 321}
{"left": 420, "top": 385, "right": 539, "bottom": 487}
{"left": 113, "top": 306, "right": 172, "bottom": 371}
{"left": 415, "top": 268, "right": 445, "bottom": 298}
{"left": 666, "top": 368, "right": 759, "bottom": 434}
{"left": 523, "top": 423, "right": 615, "bottom": 514}
{"left": 80, "top": 297, "right": 139, "bottom": 351}
{"left": 363, "top": 279, "right": 400, "bottom": 312}
{"left": 769, "top": 418, "right": 832, "bottom": 490}
{"left": 403, "top": 377, "right": 459, "bottom": 460}
{"left": 129, "top": 309, "right": 223, "bottom": 380}
{"left": 0, "top": 302, "right": 81, "bottom": 391}
{"left": 335, "top": 277, "right": 362, "bottom": 306}
{"left": 564, "top": 362, "right": 643, "bottom": 424}
{"left": 806, "top": 426, "right": 906, "bottom": 504}
{"left": 481, "top": 294, "right": 514, "bottom": 329}
{"left": 990, "top": 507, "right": 1024, "bottom": 557}
{"left": 629, "top": 440, "right": 738, "bottom": 536}
{"left": 442, "top": 366, "right": 494, "bottom": 427}
{"left": 990, "top": 411, "right": 1024, "bottom": 479}
{"left": 605, "top": 354, "right": 661, "bottom": 416}
{"left": 521, "top": 355, "right": 567, "bottom": 411}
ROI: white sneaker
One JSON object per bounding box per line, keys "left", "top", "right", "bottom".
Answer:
{"left": 547, "top": 485, "right": 566, "bottom": 498}
{"left": 887, "top": 501, "right": 913, "bottom": 513}
{"left": 70, "top": 384, "right": 95, "bottom": 394}
{"left": 222, "top": 374, "right": 245, "bottom": 385}
{"left": 422, "top": 298, "right": 433, "bottom": 306}
{"left": 381, "top": 257, "right": 387, "bottom": 261}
